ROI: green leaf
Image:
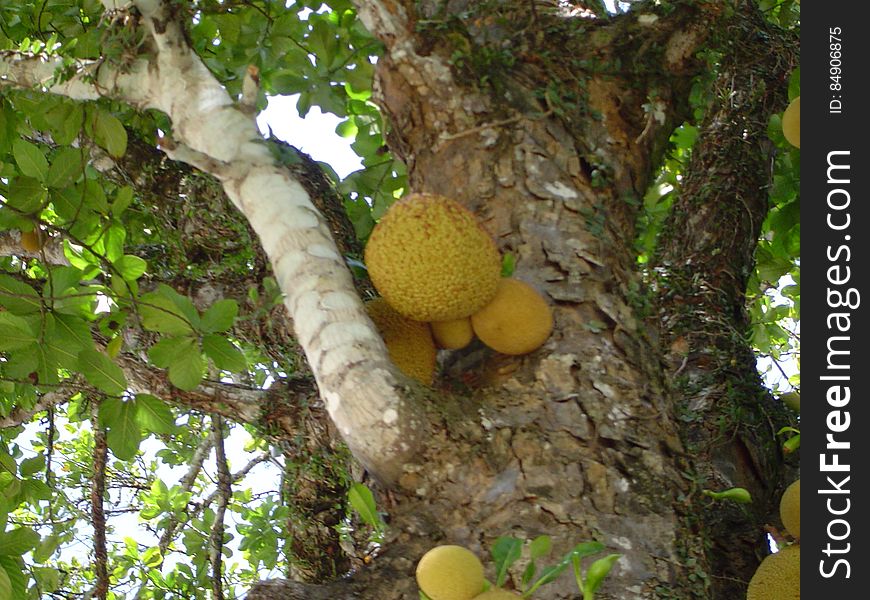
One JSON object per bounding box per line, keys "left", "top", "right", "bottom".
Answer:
{"left": 134, "top": 394, "right": 177, "bottom": 435}
{"left": 104, "top": 400, "right": 142, "bottom": 461}
{"left": 106, "top": 335, "right": 123, "bottom": 358}
{"left": 147, "top": 336, "right": 185, "bottom": 368}
{"left": 19, "top": 454, "right": 45, "bottom": 478}
{"left": 46, "top": 147, "right": 84, "bottom": 188}
{"left": 202, "top": 335, "right": 246, "bottom": 373}
{"left": 529, "top": 535, "right": 552, "bottom": 561}
{"left": 140, "top": 285, "right": 199, "bottom": 335}
{"left": 78, "top": 349, "right": 128, "bottom": 395}
{"left": 200, "top": 299, "right": 238, "bottom": 333}
{"left": 44, "top": 102, "right": 83, "bottom": 145}
{"left": 47, "top": 314, "right": 92, "bottom": 369}
{"left": 788, "top": 67, "right": 800, "bottom": 101}
{"left": 114, "top": 255, "right": 148, "bottom": 281}
{"left": 0, "top": 527, "right": 40, "bottom": 555}
{"left": 94, "top": 109, "right": 128, "bottom": 158}
{"left": 527, "top": 542, "right": 604, "bottom": 595}
{"left": 33, "top": 535, "right": 61, "bottom": 564}
{"left": 4, "top": 176, "right": 47, "bottom": 214}
{"left": 348, "top": 483, "right": 381, "bottom": 530}
{"left": 0, "top": 313, "right": 36, "bottom": 351}
{"left": 12, "top": 139, "right": 48, "bottom": 181}
{"left": 142, "top": 546, "right": 163, "bottom": 568}
{"left": 168, "top": 338, "right": 204, "bottom": 391}
{"left": 112, "top": 185, "right": 134, "bottom": 215}
{"left": 31, "top": 565, "right": 58, "bottom": 592}
{"left": 0, "top": 563, "right": 10, "bottom": 600}
{"left": 21, "top": 479, "right": 51, "bottom": 502}
{"left": 491, "top": 537, "right": 522, "bottom": 587}
{"left": 500, "top": 253, "right": 516, "bottom": 278}
{"left": 0, "top": 275, "right": 41, "bottom": 315}
{"left": 583, "top": 554, "right": 621, "bottom": 598}
{"left": 701, "top": 487, "right": 752, "bottom": 503}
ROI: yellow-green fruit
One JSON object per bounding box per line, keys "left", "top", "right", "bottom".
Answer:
{"left": 416, "top": 545, "right": 486, "bottom": 600}
{"left": 780, "top": 391, "right": 800, "bottom": 413}
{"left": 20, "top": 230, "right": 45, "bottom": 252}
{"left": 780, "top": 479, "right": 800, "bottom": 539}
{"left": 366, "top": 298, "right": 437, "bottom": 385}
{"left": 782, "top": 96, "right": 800, "bottom": 148}
{"left": 431, "top": 317, "right": 474, "bottom": 350}
{"left": 747, "top": 544, "right": 800, "bottom": 600}
{"left": 364, "top": 193, "right": 501, "bottom": 322}
{"left": 472, "top": 590, "right": 523, "bottom": 599}
{"left": 471, "top": 278, "right": 554, "bottom": 355}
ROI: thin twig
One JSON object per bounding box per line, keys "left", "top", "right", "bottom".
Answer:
{"left": 90, "top": 402, "right": 109, "bottom": 600}
{"left": 209, "top": 415, "right": 232, "bottom": 600}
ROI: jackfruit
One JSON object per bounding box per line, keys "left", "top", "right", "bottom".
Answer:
{"left": 20, "top": 229, "right": 45, "bottom": 252}
{"left": 431, "top": 317, "right": 474, "bottom": 350}
{"left": 416, "top": 545, "right": 486, "bottom": 600}
{"left": 364, "top": 193, "right": 501, "bottom": 322}
{"left": 746, "top": 544, "right": 799, "bottom": 600}
{"left": 782, "top": 97, "right": 800, "bottom": 149}
{"left": 366, "top": 298, "right": 437, "bottom": 385}
{"left": 471, "top": 278, "right": 553, "bottom": 355}
{"left": 472, "top": 590, "right": 523, "bottom": 599}
{"left": 780, "top": 479, "right": 800, "bottom": 539}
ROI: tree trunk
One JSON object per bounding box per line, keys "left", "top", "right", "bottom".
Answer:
{"left": 253, "top": 1, "right": 793, "bottom": 598}
{"left": 653, "top": 7, "right": 800, "bottom": 596}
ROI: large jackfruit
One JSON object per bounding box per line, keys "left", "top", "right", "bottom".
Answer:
{"left": 747, "top": 544, "right": 799, "bottom": 600}
{"left": 779, "top": 479, "right": 800, "bottom": 539}
{"left": 364, "top": 193, "right": 501, "bottom": 322}
{"left": 366, "top": 298, "right": 437, "bottom": 385}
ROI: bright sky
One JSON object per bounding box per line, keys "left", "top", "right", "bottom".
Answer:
{"left": 257, "top": 95, "right": 362, "bottom": 178}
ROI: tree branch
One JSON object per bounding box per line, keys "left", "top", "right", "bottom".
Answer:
{"left": 209, "top": 416, "right": 231, "bottom": 600}
{"left": 0, "top": 390, "right": 70, "bottom": 428}
{"left": 89, "top": 403, "right": 109, "bottom": 600}
{"left": 1, "top": 0, "right": 431, "bottom": 485}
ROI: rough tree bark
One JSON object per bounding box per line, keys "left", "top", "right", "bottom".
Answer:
{"left": 1, "top": 0, "right": 797, "bottom": 598}
{"left": 653, "top": 7, "right": 800, "bottom": 597}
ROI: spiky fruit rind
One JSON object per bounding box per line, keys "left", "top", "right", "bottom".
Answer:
{"left": 416, "top": 545, "right": 486, "bottom": 600}
{"left": 431, "top": 317, "right": 474, "bottom": 350}
{"left": 471, "top": 278, "right": 554, "bottom": 355}
{"left": 780, "top": 479, "right": 800, "bottom": 539}
{"left": 364, "top": 193, "right": 501, "bottom": 322}
{"left": 366, "top": 298, "right": 437, "bottom": 385}
{"left": 472, "top": 590, "right": 523, "bottom": 599}
{"left": 747, "top": 544, "right": 800, "bottom": 600}
{"left": 782, "top": 96, "right": 800, "bottom": 148}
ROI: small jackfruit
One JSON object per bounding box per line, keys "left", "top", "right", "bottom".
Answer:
{"left": 20, "top": 229, "right": 45, "bottom": 252}
{"left": 471, "top": 278, "right": 553, "bottom": 355}
{"left": 780, "top": 479, "right": 800, "bottom": 539}
{"left": 472, "top": 589, "right": 523, "bottom": 599}
{"left": 364, "top": 193, "right": 501, "bottom": 322}
{"left": 747, "top": 544, "right": 799, "bottom": 600}
{"left": 431, "top": 317, "right": 474, "bottom": 350}
{"left": 782, "top": 97, "right": 800, "bottom": 149}
{"left": 416, "top": 545, "right": 486, "bottom": 600}
{"left": 366, "top": 298, "right": 437, "bottom": 385}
